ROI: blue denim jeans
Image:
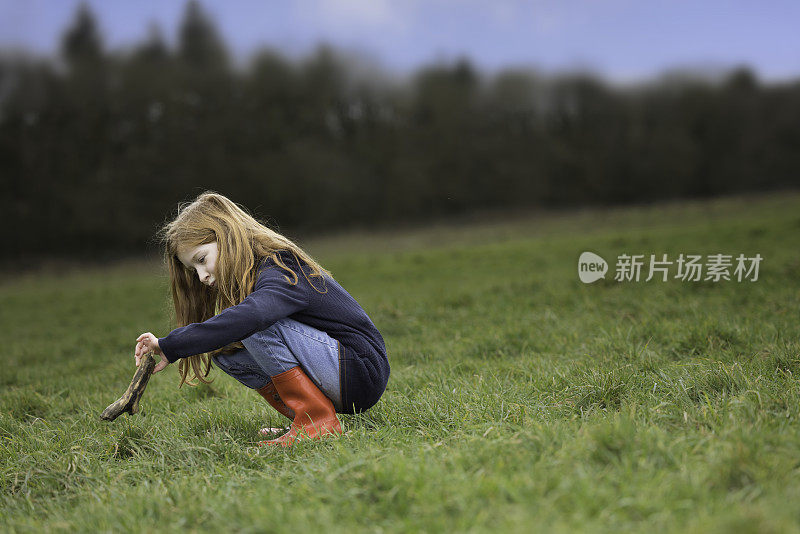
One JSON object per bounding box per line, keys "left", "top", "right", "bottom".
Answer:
{"left": 212, "top": 318, "right": 342, "bottom": 412}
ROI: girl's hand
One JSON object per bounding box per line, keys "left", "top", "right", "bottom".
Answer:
{"left": 135, "top": 332, "right": 170, "bottom": 374}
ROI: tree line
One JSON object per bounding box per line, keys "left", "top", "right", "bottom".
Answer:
{"left": 2, "top": 1, "right": 799, "bottom": 262}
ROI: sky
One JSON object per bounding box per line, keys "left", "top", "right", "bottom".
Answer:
{"left": 0, "top": 0, "right": 798, "bottom": 83}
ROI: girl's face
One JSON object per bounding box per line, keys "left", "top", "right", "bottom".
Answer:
{"left": 177, "top": 241, "right": 218, "bottom": 288}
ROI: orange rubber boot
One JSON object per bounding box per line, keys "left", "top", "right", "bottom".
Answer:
{"left": 258, "top": 366, "right": 342, "bottom": 447}
{"left": 256, "top": 380, "right": 294, "bottom": 435}
{"left": 257, "top": 380, "right": 294, "bottom": 420}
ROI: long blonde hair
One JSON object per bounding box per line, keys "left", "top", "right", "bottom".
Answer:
{"left": 160, "top": 191, "right": 330, "bottom": 387}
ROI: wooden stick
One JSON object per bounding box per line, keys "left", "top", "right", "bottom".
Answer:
{"left": 100, "top": 354, "right": 156, "bottom": 421}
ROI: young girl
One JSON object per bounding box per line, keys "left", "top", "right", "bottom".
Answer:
{"left": 133, "top": 192, "right": 390, "bottom": 447}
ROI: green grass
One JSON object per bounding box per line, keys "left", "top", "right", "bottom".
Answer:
{"left": 2, "top": 193, "right": 800, "bottom": 533}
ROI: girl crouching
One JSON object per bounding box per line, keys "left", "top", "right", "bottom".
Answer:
{"left": 134, "top": 192, "right": 390, "bottom": 447}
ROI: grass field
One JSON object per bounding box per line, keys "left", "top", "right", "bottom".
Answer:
{"left": 2, "top": 193, "right": 800, "bottom": 533}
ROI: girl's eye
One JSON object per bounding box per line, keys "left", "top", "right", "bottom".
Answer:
{"left": 199, "top": 256, "right": 205, "bottom": 264}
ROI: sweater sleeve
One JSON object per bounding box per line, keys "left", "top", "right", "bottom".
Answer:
{"left": 158, "top": 267, "right": 309, "bottom": 363}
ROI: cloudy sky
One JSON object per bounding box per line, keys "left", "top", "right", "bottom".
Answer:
{"left": 1, "top": 0, "right": 797, "bottom": 82}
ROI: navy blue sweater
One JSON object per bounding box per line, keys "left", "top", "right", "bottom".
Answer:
{"left": 159, "top": 252, "right": 389, "bottom": 413}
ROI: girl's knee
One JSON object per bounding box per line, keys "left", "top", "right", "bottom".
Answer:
{"left": 213, "top": 349, "right": 270, "bottom": 389}
{"left": 213, "top": 352, "right": 235, "bottom": 373}
{"left": 213, "top": 350, "right": 247, "bottom": 373}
